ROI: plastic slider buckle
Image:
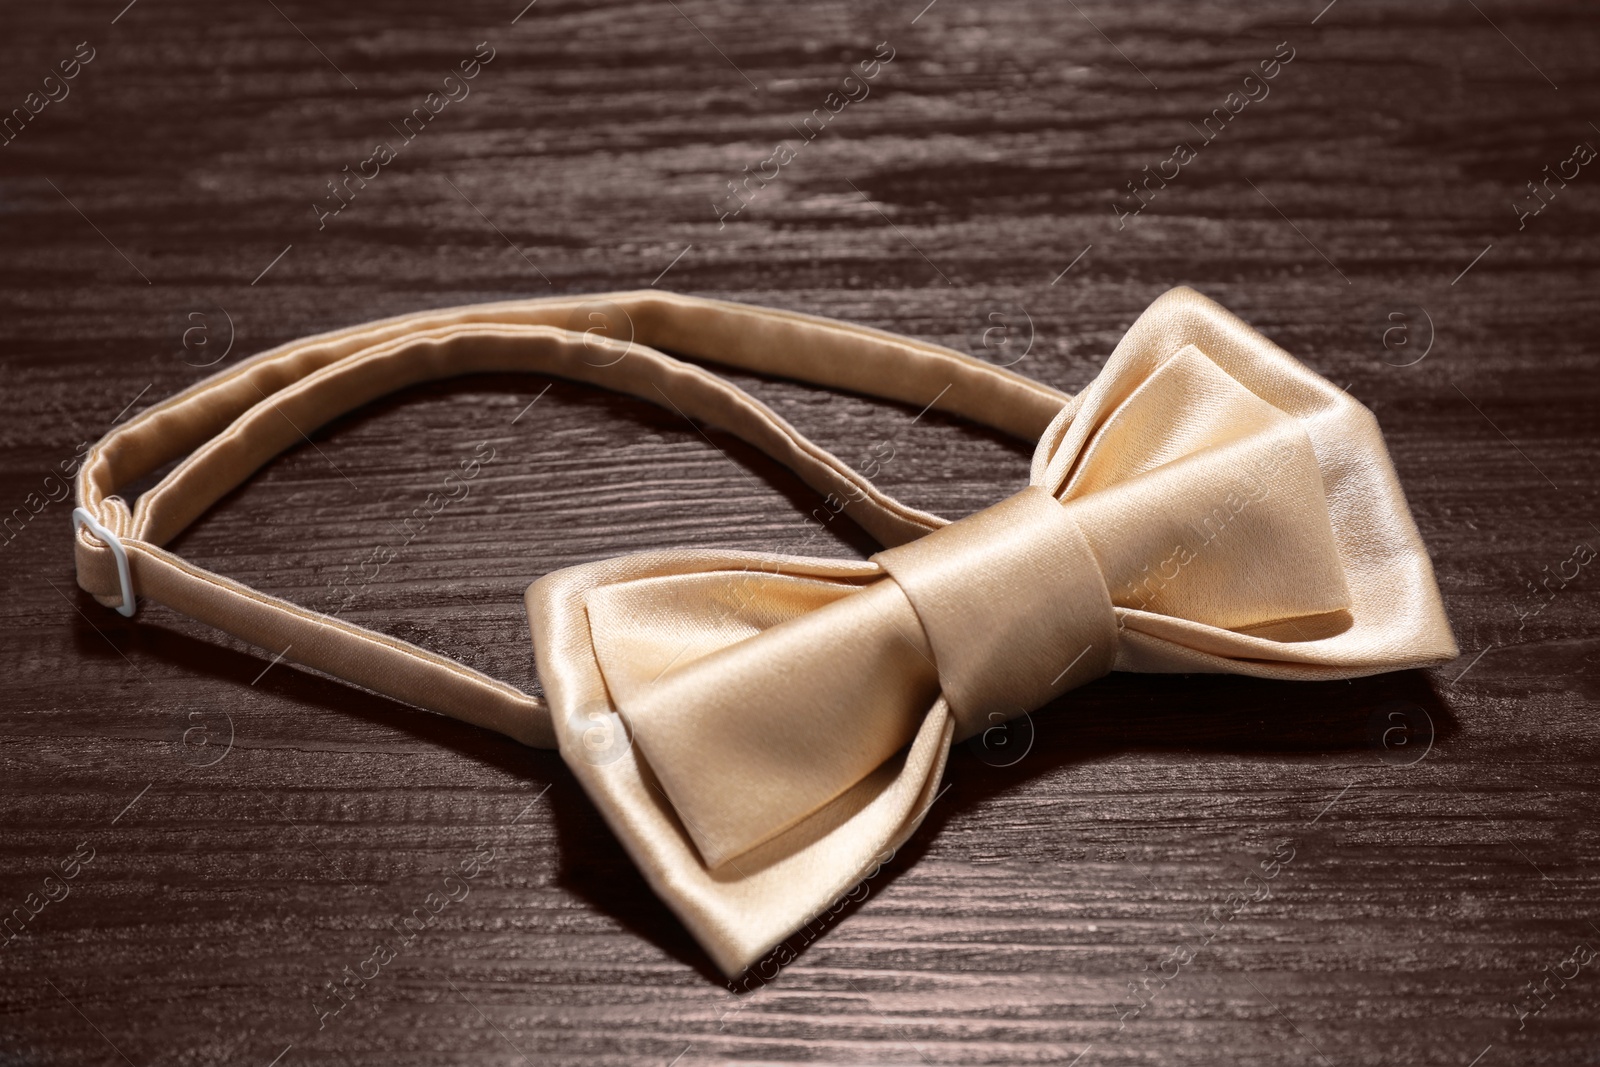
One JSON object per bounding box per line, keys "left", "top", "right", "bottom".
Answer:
{"left": 72, "top": 506, "right": 137, "bottom": 618}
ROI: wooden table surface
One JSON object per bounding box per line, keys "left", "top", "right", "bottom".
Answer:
{"left": 2, "top": 1, "right": 1597, "bottom": 1064}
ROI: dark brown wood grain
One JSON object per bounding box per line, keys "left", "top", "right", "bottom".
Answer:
{"left": 2, "top": 0, "right": 1598, "bottom": 1064}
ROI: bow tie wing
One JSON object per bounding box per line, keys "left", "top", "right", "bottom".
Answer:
{"left": 1035, "top": 287, "right": 1456, "bottom": 675}
{"left": 526, "top": 550, "right": 954, "bottom": 977}
{"left": 584, "top": 567, "right": 940, "bottom": 868}
{"left": 1057, "top": 341, "right": 1354, "bottom": 633}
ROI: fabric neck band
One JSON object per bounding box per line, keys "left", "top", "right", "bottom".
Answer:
{"left": 71, "top": 291, "right": 1069, "bottom": 749}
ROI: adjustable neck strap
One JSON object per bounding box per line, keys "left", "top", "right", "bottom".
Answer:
{"left": 72, "top": 291, "right": 1072, "bottom": 749}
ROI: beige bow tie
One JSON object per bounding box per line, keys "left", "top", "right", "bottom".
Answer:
{"left": 72, "top": 287, "right": 1456, "bottom": 976}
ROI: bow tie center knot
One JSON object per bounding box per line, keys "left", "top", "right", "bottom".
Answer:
{"left": 871, "top": 485, "right": 1118, "bottom": 741}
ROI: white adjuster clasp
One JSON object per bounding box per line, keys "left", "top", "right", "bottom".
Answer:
{"left": 72, "top": 506, "right": 137, "bottom": 618}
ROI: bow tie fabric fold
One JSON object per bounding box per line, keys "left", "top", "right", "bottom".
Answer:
{"left": 72, "top": 286, "right": 1456, "bottom": 977}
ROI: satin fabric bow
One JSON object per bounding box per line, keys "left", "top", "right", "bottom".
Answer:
{"left": 71, "top": 285, "right": 1455, "bottom": 978}
{"left": 526, "top": 287, "right": 1456, "bottom": 974}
